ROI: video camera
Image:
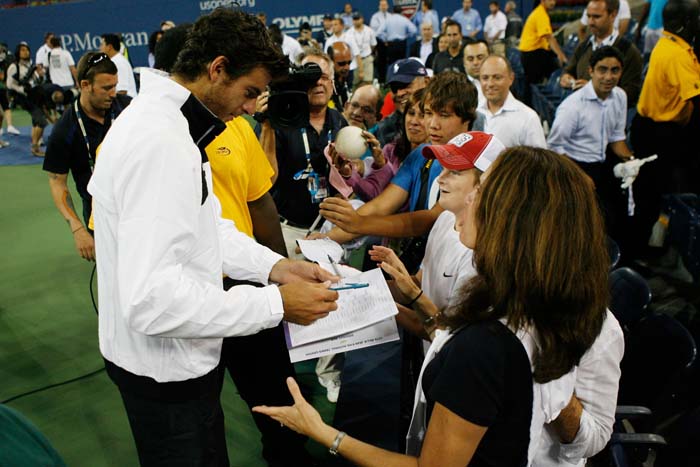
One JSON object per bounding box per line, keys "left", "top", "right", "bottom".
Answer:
{"left": 264, "top": 62, "right": 322, "bottom": 129}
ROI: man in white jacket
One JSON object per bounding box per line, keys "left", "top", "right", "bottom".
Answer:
{"left": 87, "top": 9, "right": 338, "bottom": 465}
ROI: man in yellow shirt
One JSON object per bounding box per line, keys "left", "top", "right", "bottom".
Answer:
{"left": 630, "top": 0, "right": 700, "bottom": 259}
{"left": 156, "top": 25, "right": 315, "bottom": 467}
{"left": 519, "top": 0, "right": 568, "bottom": 86}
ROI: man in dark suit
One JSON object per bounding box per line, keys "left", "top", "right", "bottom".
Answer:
{"left": 410, "top": 21, "right": 439, "bottom": 66}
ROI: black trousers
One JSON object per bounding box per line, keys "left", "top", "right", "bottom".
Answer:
{"left": 221, "top": 278, "right": 313, "bottom": 467}
{"left": 385, "top": 40, "right": 408, "bottom": 78}
{"left": 106, "top": 360, "right": 229, "bottom": 467}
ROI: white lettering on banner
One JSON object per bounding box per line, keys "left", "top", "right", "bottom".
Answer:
{"left": 272, "top": 14, "right": 325, "bottom": 35}
{"left": 59, "top": 31, "right": 147, "bottom": 54}
{"left": 200, "top": 0, "right": 255, "bottom": 11}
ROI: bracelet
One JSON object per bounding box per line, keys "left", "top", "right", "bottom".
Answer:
{"left": 329, "top": 430, "right": 346, "bottom": 456}
{"left": 405, "top": 289, "right": 423, "bottom": 307}
{"left": 71, "top": 225, "right": 84, "bottom": 234}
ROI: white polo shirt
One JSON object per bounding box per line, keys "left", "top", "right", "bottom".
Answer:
{"left": 110, "top": 52, "right": 137, "bottom": 98}
{"left": 479, "top": 92, "right": 546, "bottom": 148}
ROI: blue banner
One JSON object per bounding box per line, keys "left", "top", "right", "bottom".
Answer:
{"left": 0, "top": 0, "right": 524, "bottom": 67}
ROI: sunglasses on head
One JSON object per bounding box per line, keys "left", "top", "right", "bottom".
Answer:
{"left": 81, "top": 52, "right": 109, "bottom": 80}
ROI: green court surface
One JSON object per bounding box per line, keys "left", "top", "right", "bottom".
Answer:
{"left": 0, "top": 155, "right": 335, "bottom": 465}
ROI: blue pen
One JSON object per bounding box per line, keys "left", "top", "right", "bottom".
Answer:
{"left": 330, "top": 283, "right": 370, "bottom": 291}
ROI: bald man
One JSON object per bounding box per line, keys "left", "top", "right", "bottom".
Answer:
{"left": 329, "top": 41, "right": 353, "bottom": 109}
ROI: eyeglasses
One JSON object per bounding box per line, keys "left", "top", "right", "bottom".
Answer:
{"left": 336, "top": 60, "right": 352, "bottom": 67}
{"left": 81, "top": 52, "right": 109, "bottom": 80}
{"left": 349, "top": 101, "right": 375, "bottom": 115}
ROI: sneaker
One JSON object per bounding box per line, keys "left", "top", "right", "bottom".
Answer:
{"left": 320, "top": 377, "right": 341, "bottom": 403}
{"left": 7, "top": 125, "right": 20, "bottom": 135}
{"left": 0, "top": 139, "right": 9, "bottom": 148}
{"left": 31, "top": 144, "right": 45, "bottom": 157}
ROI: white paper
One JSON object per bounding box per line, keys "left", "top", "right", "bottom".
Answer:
{"left": 287, "top": 318, "right": 400, "bottom": 363}
{"left": 297, "top": 238, "right": 344, "bottom": 264}
{"left": 284, "top": 268, "right": 398, "bottom": 347}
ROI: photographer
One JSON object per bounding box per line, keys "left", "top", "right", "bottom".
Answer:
{"left": 257, "top": 47, "right": 347, "bottom": 259}
{"left": 0, "top": 43, "right": 11, "bottom": 147}
{"left": 6, "top": 42, "right": 47, "bottom": 156}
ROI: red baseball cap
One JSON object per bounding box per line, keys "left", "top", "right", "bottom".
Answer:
{"left": 422, "top": 131, "right": 505, "bottom": 172}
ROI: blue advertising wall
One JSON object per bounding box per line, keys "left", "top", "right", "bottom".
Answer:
{"left": 0, "top": 0, "right": 529, "bottom": 67}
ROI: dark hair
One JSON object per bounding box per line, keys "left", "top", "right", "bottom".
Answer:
{"left": 77, "top": 52, "right": 118, "bottom": 82}
{"left": 148, "top": 30, "right": 163, "bottom": 55}
{"left": 49, "top": 37, "right": 61, "bottom": 48}
{"left": 300, "top": 22, "right": 312, "bottom": 32}
{"left": 393, "top": 5, "right": 403, "bottom": 13}
{"left": 444, "top": 19, "right": 462, "bottom": 34}
{"left": 663, "top": 0, "right": 700, "bottom": 36}
{"left": 589, "top": 45, "right": 624, "bottom": 69}
{"left": 172, "top": 8, "right": 287, "bottom": 83}
{"left": 589, "top": 0, "right": 620, "bottom": 14}
{"left": 465, "top": 38, "right": 490, "bottom": 50}
{"left": 423, "top": 71, "right": 477, "bottom": 125}
{"left": 268, "top": 24, "right": 284, "bottom": 48}
{"left": 489, "top": 0, "right": 500, "bottom": 5}
{"left": 44, "top": 32, "right": 55, "bottom": 41}
{"left": 100, "top": 33, "right": 121, "bottom": 51}
{"left": 15, "top": 42, "right": 30, "bottom": 59}
{"left": 424, "top": 0, "right": 433, "bottom": 8}
{"left": 444, "top": 147, "right": 608, "bottom": 383}
{"left": 154, "top": 24, "right": 192, "bottom": 73}
{"left": 393, "top": 87, "right": 427, "bottom": 162}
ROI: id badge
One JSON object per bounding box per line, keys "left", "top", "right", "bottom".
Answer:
{"left": 308, "top": 173, "right": 328, "bottom": 203}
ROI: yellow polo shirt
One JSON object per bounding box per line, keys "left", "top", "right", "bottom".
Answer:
{"left": 207, "top": 117, "right": 274, "bottom": 237}
{"left": 519, "top": 4, "right": 553, "bottom": 52}
{"left": 637, "top": 32, "right": 700, "bottom": 125}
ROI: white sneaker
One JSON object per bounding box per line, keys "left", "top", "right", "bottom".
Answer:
{"left": 0, "top": 139, "right": 9, "bottom": 148}
{"left": 321, "top": 378, "right": 341, "bottom": 403}
{"left": 0, "top": 127, "right": 4, "bottom": 135}
{"left": 7, "top": 125, "right": 20, "bottom": 135}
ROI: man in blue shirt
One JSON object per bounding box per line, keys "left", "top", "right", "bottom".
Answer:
{"left": 548, "top": 46, "right": 633, "bottom": 239}
{"left": 412, "top": 0, "right": 441, "bottom": 37}
{"left": 377, "top": 6, "right": 418, "bottom": 80}
{"left": 452, "top": 0, "right": 483, "bottom": 39}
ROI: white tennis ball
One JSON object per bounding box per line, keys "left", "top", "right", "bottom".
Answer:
{"left": 335, "top": 126, "right": 367, "bottom": 160}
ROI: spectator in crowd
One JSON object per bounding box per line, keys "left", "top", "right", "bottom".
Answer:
{"left": 258, "top": 47, "right": 347, "bottom": 258}
{"left": 560, "top": 0, "right": 643, "bottom": 108}
{"left": 636, "top": 0, "right": 669, "bottom": 56}
{"left": 6, "top": 42, "right": 47, "bottom": 156}
{"left": 298, "top": 22, "right": 319, "bottom": 49}
{"left": 579, "top": 0, "right": 631, "bottom": 40}
{"left": 325, "top": 18, "right": 364, "bottom": 84}
{"left": 479, "top": 55, "right": 546, "bottom": 147}
{"left": 412, "top": 0, "right": 440, "bottom": 37}
{"left": 35, "top": 32, "right": 53, "bottom": 73}
{"left": 375, "top": 58, "right": 429, "bottom": 145}
{"left": 0, "top": 41, "right": 20, "bottom": 137}
{"left": 86, "top": 10, "right": 338, "bottom": 465}
{"left": 316, "top": 14, "right": 335, "bottom": 45}
{"left": 0, "top": 55, "right": 9, "bottom": 147}
{"left": 432, "top": 19, "right": 466, "bottom": 73}
{"left": 341, "top": 3, "right": 355, "bottom": 30}
{"left": 410, "top": 21, "right": 439, "bottom": 66}
{"left": 318, "top": 72, "right": 481, "bottom": 252}
{"left": 342, "top": 83, "right": 382, "bottom": 131}
{"left": 504, "top": 0, "right": 523, "bottom": 47}
{"left": 147, "top": 30, "right": 163, "bottom": 68}
{"left": 349, "top": 12, "right": 377, "bottom": 86}
{"left": 254, "top": 146, "right": 610, "bottom": 467}
{"left": 43, "top": 52, "right": 130, "bottom": 261}
{"left": 484, "top": 1, "right": 508, "bottom": 55}
{"left": 549, "top": 46, "right": 634, "bottom": 235}
{"left": 99, "top": 33, "right": 137, "bottom": 97}
{"left": 463, "top": 39, "right": 489, "bottom": 105}
{"left": 519, "top": 0, "right": 567, "bottom": 87}
{"left": 41, "top": 37, "right": 78, "bottom": 102}
{"left": 370, "top": 0, "right": 392, "bottom": 81}
{"left": 376, "top": 5, "right": 418, "bottom": 77}
{"left": 452, "top": 0, "right": 483, "bottom": 39}
{"left": 630, "top": 0, "right": 700, "bottom": 258}
{"left": 426, "top": 33, "right": 449, "bottom": 68}
{"left": 328, "top": 42, "right": 353, "bottom": 110}
{"left": 282, "top": 27, "right": 305, "bottom": 64}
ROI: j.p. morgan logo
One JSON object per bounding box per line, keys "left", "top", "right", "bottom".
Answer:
{"left": 216, "top": 147, "right": 231, "bottom": 156}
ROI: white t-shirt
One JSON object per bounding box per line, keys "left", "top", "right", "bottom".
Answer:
{"left": 421, "top": 211, "right": 476, "bottom": 311}
{"left": 282, "top": 34, "right": 304, "bottom": 64}
{"left": 46, "top": 47, "right": 75, "bottom": 88}
{"left": 110, "top": 52, "right": 137, "bottom": 98}
{"left": 484, "top": 11, "right": 508, "bottom": 40}
{"left": 347, "top": 25, "right": 377, "bottom": 58}
{"left": 580, "top": 0, "right": 631, "bottom": 31}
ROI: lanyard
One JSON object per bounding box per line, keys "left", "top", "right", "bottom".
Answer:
{"left": 74, "top": 99, "right": 114, "bottom": 170}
